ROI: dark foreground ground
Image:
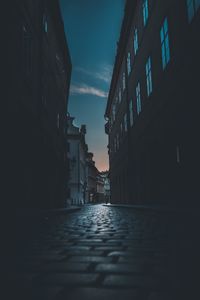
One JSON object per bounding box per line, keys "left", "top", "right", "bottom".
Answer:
{"left": 5, "top": 204, "right": 200, "bottom": 299}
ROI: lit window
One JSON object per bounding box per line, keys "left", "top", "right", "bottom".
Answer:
{"left": 122, "top": 72, "right": 126, "bottom": 91}
{"left": 146, "top": 56, "right": 153, "bottom": 96}
{"left": 127, "top": 52, "right": 131, "bottom": 75}
{"left": 187, "top": 0, "right": 200, "bottom": 22}
{"left": 133, "top": 28, "right": 139, "bottom": 55}
{"left": 124, "top": 113, "right": 127, "bottom": 132}
{"left": 129, "top": 99, "right": 134, "bottom": 127}
{"left": 136, "top": 82, "right": 142, "bottom": 115}
{"left": 160, "top": 18, "right": 170, "bottom": 70}
{"left": 143, "top": 0, "right": 149, "bottom": 26}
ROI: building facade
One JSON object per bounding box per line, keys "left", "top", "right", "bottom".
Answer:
{"left": 105, "top": 0, "right": 200, "bottom": 206}
{"left": 101, "top": 171, "right": 111, "bottom": 203}
{"left": 66, "top": 115, "right": 88, "bottom": 206}
{"left": 96, "top": 173, "right": 105, "bottom": 203}
{"left": 86, "top": 152, "right": 98, "bottom": 203}
{"left": 6, "top": 0, "right": 72, "bottom": 210}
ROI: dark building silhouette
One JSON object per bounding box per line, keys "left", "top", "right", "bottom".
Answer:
{"left": 5, "top": 0, "right": 72, "bottom": 210}
{"left": 105, "top": 0, "right": 200, "bottom": 206}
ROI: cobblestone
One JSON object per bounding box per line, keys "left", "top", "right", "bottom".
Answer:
{"left": 13, "top": 204, "right": 197, "bottom": 299}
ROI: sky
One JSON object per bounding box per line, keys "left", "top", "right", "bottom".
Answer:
{"left": 59, "top": 0, "right": 125, "bottom": 171}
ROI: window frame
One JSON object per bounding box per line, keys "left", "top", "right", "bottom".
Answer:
{"left": 145, "top": 56, "right": 153, "bottom": 96}
{"left": 160, "top": 17, "right": 170, "bottom": 70}
{"left": 136, "top": 82, "right": 142, "bottom": 115}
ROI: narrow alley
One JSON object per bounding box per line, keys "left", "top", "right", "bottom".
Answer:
{"left": 12, "top": 204, "right": 198, "bottom": 300}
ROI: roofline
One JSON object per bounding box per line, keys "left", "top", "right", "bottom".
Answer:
{"left": 105, "top": 0, "right": 137, "bottom": 117}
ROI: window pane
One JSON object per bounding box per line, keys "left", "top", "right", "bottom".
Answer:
{"left": 160, "top": 18, "right": 170, "bottom": 70}
{"left": 187, "top": 0, "right": 195, "bottom": 22}
{"left": 127, "top": 52, "right": 131, "bottom": 75}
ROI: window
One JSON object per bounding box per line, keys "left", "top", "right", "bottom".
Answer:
{"left": 187, "top": 0, "right": 200, "bottom": 22}
{"left": 146, "top": 56, "right": 153, "bottom": 96}
{"left": 129, "top": 100, "right": 134, "bottom": 127}
{"left": 124, "top": 113, "right": 128, "bottom": 132}
{"left": 115, "top": 96, "right": 118, "bottom": 108}
{"left": 120, "top": 122, "right": 123, "bottom": 135}
{"left": 118, "top": 88, "right": 122, "bottom": 103}
{"left": 160, "top": 18, "right": 170, "bottom": 70}
{"left": 143, "top": 0, "right": 149, "bottom": 26}
{"left": 127, "top": 52, "right": 131, "bottom": 75}
{"left": 43, "top": 14, "right": 48, "bottom": 32}
{"left": 122, "top": 72, "right": 126, "bottom": 91}
{"left": 136, "top": 82, "right": 142, "bottom": 115}
{"left": 133, "top": 28, "right": 139, "bottom": 55}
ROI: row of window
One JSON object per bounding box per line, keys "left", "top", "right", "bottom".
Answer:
{"left": 111, "top": 16, "right": 170, "bottom": 150}
{"left": 110, "top": 0, "right": 200, "bottom": 156}
{"left": 110, "top": 0, "right": 200, "bottom": 132}
{"left": 110, "top": 0, "right": 149, "bottom": 126}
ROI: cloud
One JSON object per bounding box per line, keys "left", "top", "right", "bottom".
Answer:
{"left": 70, "top": 84, "right": 108, "bottom": 98}
{"left": 94, "top": 64, "right": 113, "bottom": 83}
{"left": 75, "top": 64, "right": 113, "bottom": 84}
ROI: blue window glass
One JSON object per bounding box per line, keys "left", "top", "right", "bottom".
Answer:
{"left": 187, "top": 0, "right": 195, "bottom": 22}
{"left": 136, "top": 82, "right": 142, "bottom": 115}
{"left": 127, "top": 52, "right": 131, "bottom": 75}
{"left": 43, "top": 14, "right": 48, "bottom": 33}
{"left": 187, "top": 0, "right": 200, "bottom": 22}
{"left": 134, "top": 28, "right": 139, "bottom": 55}
{"left": 143, "top": 0, "right": 149, "bottom": 26}
{"left": 146, "top": 57, "right": 153, "bottom": 96}
{"left": 160, "top": 18, "right": 170, "bottom": 69}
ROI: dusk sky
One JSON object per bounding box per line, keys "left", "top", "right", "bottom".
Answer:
{"left": 59, "top": 0, "right": 125, "bottom": 171}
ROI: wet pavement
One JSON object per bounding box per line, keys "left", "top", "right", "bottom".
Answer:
{"left": 10, "top": 204, "right": 199, "bottom": 299}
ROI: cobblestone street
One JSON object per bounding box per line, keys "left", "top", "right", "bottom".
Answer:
{"left": 11, "top": 204, "right": 198, "bottom": 300}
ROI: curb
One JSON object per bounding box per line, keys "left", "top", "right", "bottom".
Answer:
{"left": 102, "top": 203, "right": 195, "bottom": 214}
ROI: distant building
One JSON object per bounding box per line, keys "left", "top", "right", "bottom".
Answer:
{"left": 66, "top": 115, "right": 88, "bottom": 206}
{"left": 105, "top": 0, "right": 200, "bottom": 206}
{"left": 101, "top": 171, "right": 110, "bottom": 202}
{"left": 6, "top": 0, "right": 72, "bottom": 209}
{"left": 86, "top": 153, "right": 98, "bottom": 203}
{"left": 96, "top": 173, "right": 105, "bottom": 203}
